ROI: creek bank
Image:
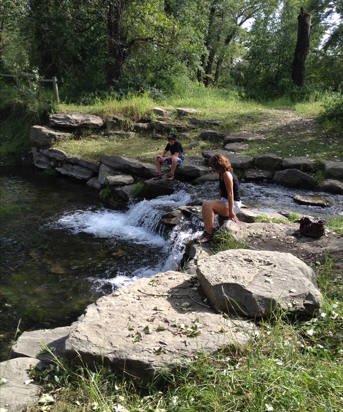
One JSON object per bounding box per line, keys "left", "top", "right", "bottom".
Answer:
{"left": 29, "top": 112, "right": 343, "bottom": 202}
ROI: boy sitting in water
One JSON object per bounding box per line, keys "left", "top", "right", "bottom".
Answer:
{"left": 154, "top": 133, "right": 184, "bottom": 180}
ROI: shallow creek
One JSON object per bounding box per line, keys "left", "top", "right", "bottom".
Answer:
{"left": 1, "top": 166, "right": 342, "bottom": 360}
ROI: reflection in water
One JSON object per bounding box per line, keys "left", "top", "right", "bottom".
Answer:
{"left": 0, "top": 167, "right": 342, "bottom": 360}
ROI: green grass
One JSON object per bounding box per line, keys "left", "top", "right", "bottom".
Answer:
{"left": 0, "top": 88, "right": 53, "bottom": 164}
{"left": 2, "top": 84, "right": 343, "bottom": 166}
{"left": 29, "top": 267, "right": 343, "bottom": 411}
{"left": 326, "top": 215, "right": 343, "bottom": 235}
{"left": 51, "top": 87, "right": 343, "bottom": 164}
{"left": 253, "top": 215, "right": 289, "bottom": 224}
{"left": 210, "top": 229, "right": 250, "bottom": 254}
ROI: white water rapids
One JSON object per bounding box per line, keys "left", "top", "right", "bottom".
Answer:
{"left": 54, "top": 190, "right": 202, "bottom": 289}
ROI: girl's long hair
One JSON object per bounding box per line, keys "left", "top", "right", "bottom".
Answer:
{"left": 208, "top": 154, "right": 233, "bottom": 172}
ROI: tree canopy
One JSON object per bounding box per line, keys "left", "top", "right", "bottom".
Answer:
{"left": 0, "top": 0, "right": 342, "bottom": 100}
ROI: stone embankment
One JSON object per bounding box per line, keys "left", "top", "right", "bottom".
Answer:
{"left": 29, "top": 111, "right": 343, "bottom": 201}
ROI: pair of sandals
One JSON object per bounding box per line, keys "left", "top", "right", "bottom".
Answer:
{"left": 194, "top": 231, "right": 213, "bottom": 244}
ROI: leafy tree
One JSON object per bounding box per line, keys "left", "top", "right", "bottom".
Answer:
{"left": 0, "top": 0, "right": 28, "bottom": 72}
{"left": 232, "top": 0, "right": 311, "bottom": 99}
{"left": 197, "top": 0, "right": 277, "bottom": 87}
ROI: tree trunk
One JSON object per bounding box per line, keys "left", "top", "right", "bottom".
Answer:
{"left": 107, "top": 1, "right": 128, "bottom": 86}
{"left": 204, "top": 48, "right": 215, "bottom": 87}
{"left": 292, "top": 8, "right": 311, "bottom": 88}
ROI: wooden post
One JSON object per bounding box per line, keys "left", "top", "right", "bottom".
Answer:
{"left": 52, "top": 76, "right": 60, "bottom": 103}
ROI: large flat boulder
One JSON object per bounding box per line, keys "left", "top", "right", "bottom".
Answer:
{"left": 273, "top": 169, "right": 315, "bottom": 188}
{"left": 41, "top": 148, "right": 67, "bottom": 161}
{"left": 255, "top": 154, "right": 282, "bottom": 170}
{"left": 322, "top": 161, "right": 343, "bottom": 179}
{"left": 202, "top": 150, "right": 254, "bottom": 170}
{"left": 175, "top": 156, "right": 210, "bottom": 180}
{"left": 30, "top": 125, "right": 71, "bottom": 149}
{"left": 244, "top": 168, "right": 273, "bottom": 181}
{"left": 196, "top": 250, "right": 322, "bottom": 318}
{"left": 55, "top": 163, "right": 94, "bottom": 180}
{"left": 282, "top": 157, "right": 316, "bottom": 172}
{"left": 237, "top": 208, "right": 287, "bottom": 223}
{"left": 151, "top": 121, "right": 185, "bottom": 132}
{"left": 67, "top": 157, "right": 100, "bottom": 173}
{"left": 64, "top": 271, "right": 255, "bottom": 382}
{"left": 152, "top": 107, "right": 173, "bottom": 117}
{"left": 106, "top": 174, "right": 134, "bottom": 186}
{"left": 32, "top": 147, "right": 51, "bottom": 169}
{"left": 10, "top": 326, "right": 72, "bottom": 362}
{"left": 200, "top": 130, "right": 226, "bottom": 139}
{"left": 49, "top": 113, "right": 103, "bottom": 128}
{"left": 0, "top": 357, "right": 45, "bottom": 412}
{"left": 317, "top": 179, "right": 343, "bottom": 194}
{"left": 224, "top": 132, "right": 265, "bottom": 144}
{"left": 101, "top": 155, "right": 156, "bottom": 178}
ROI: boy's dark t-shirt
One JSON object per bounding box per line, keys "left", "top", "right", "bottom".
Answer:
{"left": 165, "top": 141, "right": 184, "bottom": 159}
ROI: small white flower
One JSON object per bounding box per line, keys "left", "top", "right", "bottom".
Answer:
{"left": 331, "top": 312, "right": 339, "bottom": 320}
{"left": 276, "top": 361, "right": 283, "bottom": 366}
{"left": 265, "top": 404, "right": 274, "bottom": 411}
{"left": 171, "top": 396, "right": 179, "bottom": 405}
{"left": 320, "top": 312, "right": 326, "bottom": 318}
{"left": 307, "top": 329, "right": 315, "bottom": 336}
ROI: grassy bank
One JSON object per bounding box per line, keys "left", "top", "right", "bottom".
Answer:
{"left": 53, "top": 88, "right": 343, "bottom": 164}
{"left": 0, "top": 87, "right": 56, "bottom": 164}
{"left": 1, "top": 84, "right": 343, "bottom": 166}
{"left": 28, "top": 251, "right": 343, "bottom": 412}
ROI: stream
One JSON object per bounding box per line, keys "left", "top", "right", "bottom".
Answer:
{"left": 1, "top": 166, "right": 342, "bottom": 360}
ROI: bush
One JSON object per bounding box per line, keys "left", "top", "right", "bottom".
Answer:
{"left": 319, "top": 92, "right": 343, "bottom": 132}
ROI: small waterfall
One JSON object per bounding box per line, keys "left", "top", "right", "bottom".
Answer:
{"left": 54, "top": 190, "right": 198, "bottom": 289}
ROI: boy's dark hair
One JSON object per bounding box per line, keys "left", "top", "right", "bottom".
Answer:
{"left": 167, "top": 133, "right": 177, "bottom": 140}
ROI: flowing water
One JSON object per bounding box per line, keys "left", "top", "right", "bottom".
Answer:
{"left": 1, "top": 166, "right": 342, "bottom": 360}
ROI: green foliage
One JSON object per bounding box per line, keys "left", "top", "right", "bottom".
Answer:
{"left": 254, "top": 215, "right": 289, "bottom": 224}
{"left": 0, "top": 87, "right": 52, "bottom": 164}
{"left": 210, "top": 229, "right": 249, "bottom": 254}
{"left": 325, "top": 215, "right": 343, "bottom": 235}
{"left": 43, "top": 169, "right": 58, "bottom": 177}
{"left": 131, "top": 182, "right": 145, "bottom": 199}
{"left": 287, "top": 211, "right": 300, "bottom": 222}
{"left": 319, "top": 92, "right": 343, "bottom": 133}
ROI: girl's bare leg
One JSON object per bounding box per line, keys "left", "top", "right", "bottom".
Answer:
{"left": 202, "top": 201, "right": 230, "bottom": 234}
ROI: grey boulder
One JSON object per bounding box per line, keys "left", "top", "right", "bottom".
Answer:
{"left": 30, "top": 125, "right": 71, "bottom": 149}
{"left": 255, "top": 154, "right": 282, "bottom": 170}
{"left": 0, "top": 357, "right": 45, "bottom": 412}
{"left": 196, "top": 249, "right": 322, "bottom": 318}
{"left": 317, "top": 179, "right": 343, "bottom": 194}
{"left": 56, "top": 163, "right": 94, "bottom": 180}
{"left": 322, "top": 161, "right": 343, "bottom": 179}
{"left": 101, "top": 155, "right": 156, "bottom": 178}
{"left": 202, "top": 150, "right": 254, "bottom": 170}
{"left": 273, "top": 169, "right": 315, "bottom": 188}
{"left": 64, "top": 271, "right": 256, "bottom": 382}
{"left": 50, "top": 113, "right": 103, "bottom": 128}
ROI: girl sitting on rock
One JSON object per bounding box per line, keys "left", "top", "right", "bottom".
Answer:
{"left": 195, "top": 154, "right": 241, "bottom": 243}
